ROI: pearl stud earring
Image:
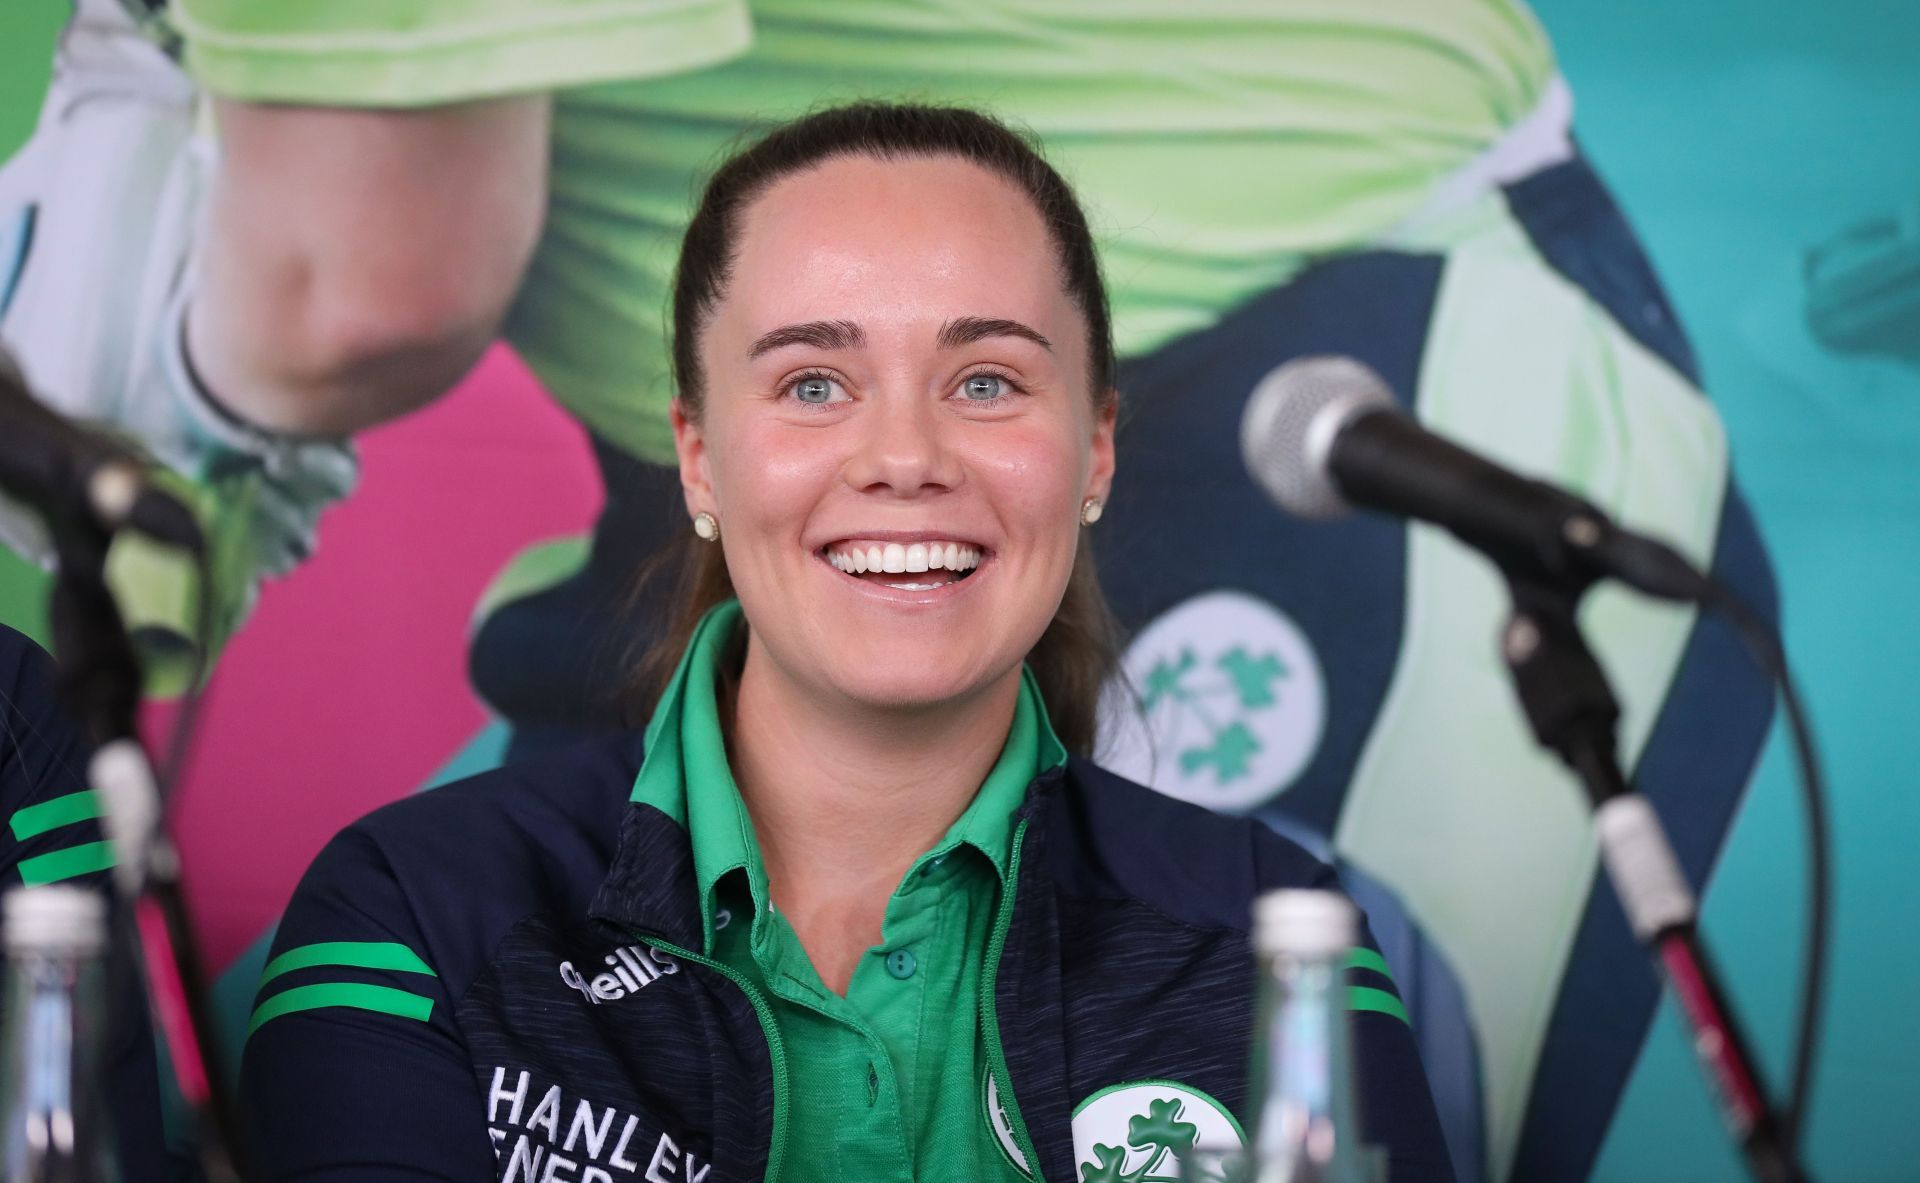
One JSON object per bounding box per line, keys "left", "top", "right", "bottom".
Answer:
{"left": 693, "top": 512, "right": 720, "bottom": 541}
{"left": 1080, "top": 498, "right": 1104, "bottom": 527}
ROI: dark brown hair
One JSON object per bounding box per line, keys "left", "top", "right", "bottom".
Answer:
{"left": 633, "top": 102, "right": 1121, "bottom": 754}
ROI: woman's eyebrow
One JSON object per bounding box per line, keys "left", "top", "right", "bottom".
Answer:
{"left": 937, "top": 316, "right": 1052, "bottom": 353}
{"left": 748, "top": 319, "right": 865, "bottom": 358}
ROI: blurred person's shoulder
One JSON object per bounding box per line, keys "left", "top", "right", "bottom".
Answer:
{"left": 0, "top": 621, "right": 62, "bottom": 730}
{"left": 0, "top": 622, "right": 101, "bottom": 865}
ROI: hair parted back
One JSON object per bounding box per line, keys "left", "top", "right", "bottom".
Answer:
{"left": 632, "top": 101, "right": 1121, "bottom": 754}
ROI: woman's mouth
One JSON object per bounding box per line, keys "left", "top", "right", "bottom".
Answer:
{"left": 821, "top": 540, "right": 984, "bottom": 591}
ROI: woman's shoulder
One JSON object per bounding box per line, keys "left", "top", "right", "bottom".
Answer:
{"left": 260, "top": 731, "right": 652, "bottom": 1020}
{"left": 302, "top": 731, "right": 649, "bottom": 927}
{"left": 351, "top": 732, "right": 646, "bottom": 846}
{"left": 1048, "top": 756, "right": 1340, "bottom": 932}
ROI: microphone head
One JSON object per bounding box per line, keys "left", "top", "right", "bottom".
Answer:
{"left": 1239, "top": 354, "right": 1397, "bottom": 519}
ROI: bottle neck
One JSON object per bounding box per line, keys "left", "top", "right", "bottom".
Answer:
{"left": 2, "top": 946, "right": 114, "bottom": 1181}
{"left": 1249, "top": 948, "right": 1366, "bottom": 1183}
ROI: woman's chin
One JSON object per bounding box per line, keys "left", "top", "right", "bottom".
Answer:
{"left": 816, "top": 658, "right": 1013, "bottom": 717}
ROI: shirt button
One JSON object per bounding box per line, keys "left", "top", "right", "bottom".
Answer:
{"left": 885, "top": 949, "right": 918, "bottom": 980}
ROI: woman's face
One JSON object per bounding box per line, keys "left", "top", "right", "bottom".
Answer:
{"left": 675, "top": 152, "right": 1115, "bottom": 715}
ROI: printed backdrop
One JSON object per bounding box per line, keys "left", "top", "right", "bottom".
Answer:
{"left": 1, "top": 2, "right": 1916, "bottom": 1180}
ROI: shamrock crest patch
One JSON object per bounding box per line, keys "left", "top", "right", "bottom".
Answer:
{"left": 1072, "top": 1081, "right": 1244, "bottom": 1183}
{"left": 1101, "top": 591, "right": 1327, "bottom": 811}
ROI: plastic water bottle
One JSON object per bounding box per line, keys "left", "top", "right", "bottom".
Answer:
{"left": 0, "top": 885, "right": 117, "bottom": 1183}
{"left": 1244, "top": 889, "right": 1373, "bottom": 1183}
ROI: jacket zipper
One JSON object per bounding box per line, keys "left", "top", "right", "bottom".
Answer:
{"left": 643, "top": 937, "right": 790, "bottom": 1183}
{"left": 979, "top": 817, "right": 1044, "bottom": 1179}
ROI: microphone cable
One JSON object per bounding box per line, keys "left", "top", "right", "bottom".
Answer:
{"left": 1706, "top": 577, "right": 1831, "bottom": 1156}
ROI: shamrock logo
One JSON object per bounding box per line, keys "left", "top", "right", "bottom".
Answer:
{"left": 1103, "top": 592, "right": 1329, "bottom": 812}
{"left": 1079, "top": 1143, "right": 1133, "bottom": 1183}
{"left": 1129, "top": 1097, "right": 1200, "bottom": 1169}
{"left": 1145, "top": 644, "right": 1289, "bottom": 786}
{"left": 1077, "top": 1097, "right": 1199, "bottom": 1183}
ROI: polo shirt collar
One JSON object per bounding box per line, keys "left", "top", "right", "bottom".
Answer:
{"left": 627, "top": 599, "right": 1066, "bottom": 955}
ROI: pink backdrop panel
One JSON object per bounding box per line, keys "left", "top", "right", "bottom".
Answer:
{"left": 145, "top": 346, "right": 601, "bottom": 969}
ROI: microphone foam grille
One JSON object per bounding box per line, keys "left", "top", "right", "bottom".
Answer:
{"left": 1239, "top": 355, "right": 1397, "bottom": 519}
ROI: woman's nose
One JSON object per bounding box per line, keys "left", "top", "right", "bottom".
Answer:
{"left": 845, "top": 390, "right": 961, "bottom": 497}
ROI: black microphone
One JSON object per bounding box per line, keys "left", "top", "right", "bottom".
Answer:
{"left": 1239, "top": 355, "right": 1710, "bottom": 601}
{"left": 0, "top": 346, "right": 201, "bottom": 552}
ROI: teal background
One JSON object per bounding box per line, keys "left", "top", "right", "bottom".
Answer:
{"left": 1533, "top": 1, "right": 1920, "bottom": 1180}
{"left": 4, "top": 1, "right": 1917, "bottom": 1177}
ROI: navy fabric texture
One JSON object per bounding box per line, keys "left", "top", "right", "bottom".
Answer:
{"left": 0, "top": 624, "right": 168, "bottom": 1180}
{"left": 240, "top": 740, "right": 1455, "bottom": 1182}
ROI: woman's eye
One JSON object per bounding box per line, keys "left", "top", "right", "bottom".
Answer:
{"left": 790, "top": 375, "right": 845, "bottom": 405}
{"left": 961, "top": 374, "right": 1008, "bottom": 401}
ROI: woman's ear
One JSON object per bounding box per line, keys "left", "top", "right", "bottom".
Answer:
{"left": 1087, "top": 394, "right": 1118, "bottom": 504}
{"left": 672, "top": 398, "right": 716, "bottom": 518}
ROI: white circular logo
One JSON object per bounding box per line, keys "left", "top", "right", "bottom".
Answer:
{"left": 1100, "top": 591, "right": 1327, "bottom": 811}
{"left": 985, "top": 1072, "right": 1032, "bottom": 1175}
{"left": 1072, "top": 1081, "right": 1245, "bottom": 1182}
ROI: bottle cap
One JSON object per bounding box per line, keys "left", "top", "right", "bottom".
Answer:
{"left": 4, "top": 885, "right": 108, "bottom": 954}
{"left": 1254, "top": 889, "right": 1356, "bottom": 957}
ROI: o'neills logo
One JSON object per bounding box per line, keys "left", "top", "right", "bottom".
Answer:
{"left": 559, "top": 944, "right": 679, "bottom": 1004}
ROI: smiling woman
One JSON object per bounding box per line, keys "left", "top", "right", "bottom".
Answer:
{"left": 648, "top": 103, "right": 1121, "bottom": 758}
{"left": 238, "top": 103, "right": 1456, "bottom": 1183}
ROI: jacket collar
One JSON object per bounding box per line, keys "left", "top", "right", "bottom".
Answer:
{"left": 590, "top": 599, "right": 1070, "bottom": 951}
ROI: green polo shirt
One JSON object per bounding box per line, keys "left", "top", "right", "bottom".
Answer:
{"left": 630, "top": 600, "right": 1065, "bottom": 1181}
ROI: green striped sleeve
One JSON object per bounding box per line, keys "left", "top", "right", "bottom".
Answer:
{"left": 18, "top": 841, "right": 115, "bottom": 886}
{"left": 260, "top": 941, "right": 436, "bottom": 987}
{"left": 1345, "top": 947, "right": 1396, "bottom": 984}
{"left": 247, "top": 982, "right": 435, "bottom": 1037}
{"left": 1349, "top": 985, "right": 1412, "bottom": 1026}
{"left": 9, "top": 789, "right": 103, "bottom": 841}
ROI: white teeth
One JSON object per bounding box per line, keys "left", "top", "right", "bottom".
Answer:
{"left": 825, "top": 540, "right": 985, "bottom": 577}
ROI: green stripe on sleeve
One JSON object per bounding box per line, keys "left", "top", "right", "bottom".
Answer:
{"left": 18, "top": 841, "right": 115, "bottom": 886}
{"left": 1345, "top": 947, "right": 1396, "bottom": 983}
{"left": 10, "top": 790, "right": 103, "bottom": 841}
{"left": 260, "top": 941, "right": 436, "bottom": 986}
{"left": 1349, "top": 985, "right": 1411, "bottom": 1026}
{"left": 247, "top": 982, "right": 434, "bottom": 1038}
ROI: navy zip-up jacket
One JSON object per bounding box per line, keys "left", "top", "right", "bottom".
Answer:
{"left": 241, "top": 734, "right": 1454, "bottom": 1181}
